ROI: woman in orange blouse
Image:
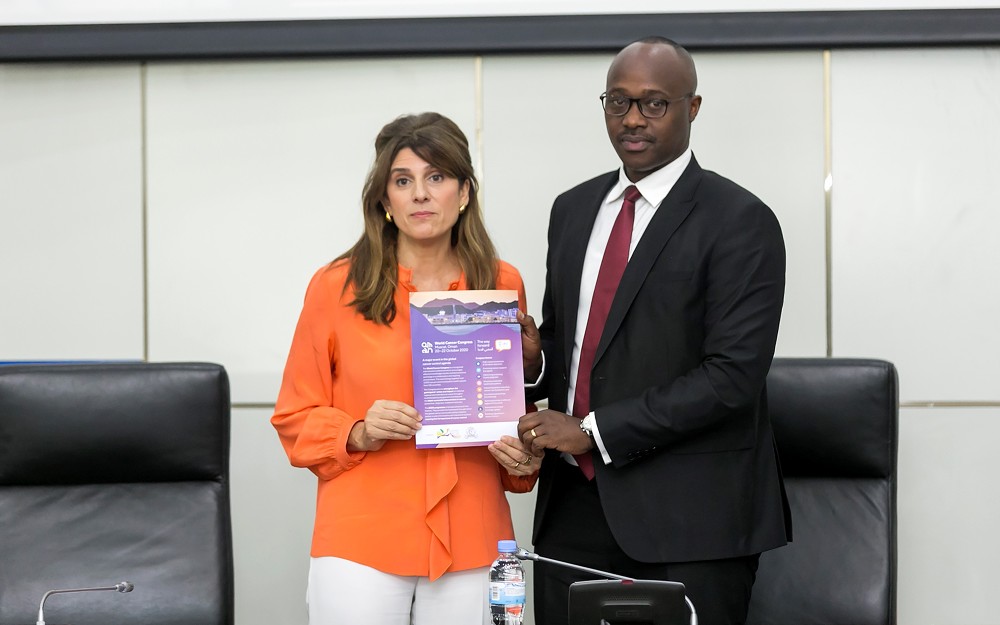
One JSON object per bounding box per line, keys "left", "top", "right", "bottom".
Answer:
{"left": 272, "top": 112, "right": 542, "bottom": 625}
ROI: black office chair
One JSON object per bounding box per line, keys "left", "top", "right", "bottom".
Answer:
{"left": 0, "top": 362, "right": 234, "bottom": 625}
{"left": 747, "top": 357, "right": 898, "bottom": 625}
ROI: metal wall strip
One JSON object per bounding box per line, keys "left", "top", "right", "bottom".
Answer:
{"left": 3, "top": 9, "right": 1000, "bottom": 62}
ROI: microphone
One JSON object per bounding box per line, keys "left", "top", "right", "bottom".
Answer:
{"left": 36, "top": 581, "right": 134, "bottom": 625}
{"left": 515, "top": 547, "right": 697, "bottom": 625}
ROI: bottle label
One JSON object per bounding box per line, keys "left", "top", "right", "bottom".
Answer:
{"left": 489, "top": 581, "right": 526, "bottom": 605}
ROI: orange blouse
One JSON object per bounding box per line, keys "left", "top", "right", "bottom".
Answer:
{"left": 272, "top": 259, "right": 536, "bottom": 580}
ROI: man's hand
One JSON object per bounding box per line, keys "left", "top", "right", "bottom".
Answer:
{"left": 518, "top": 310, "right": 542, "bottom": 382}
{"left": 518, "top": 409, "right": 593, "bottom": 456}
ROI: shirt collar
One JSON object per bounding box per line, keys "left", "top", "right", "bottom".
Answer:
{"left": 397, "top": 263, "right": 464, "bottom": 292}
{"left": 608, "top": 148, "right": 693, "bottom": 208}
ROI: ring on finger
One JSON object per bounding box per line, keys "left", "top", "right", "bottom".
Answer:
{"left": 530, "top": 428, "right": 538, "bottom": 438}
{"left": 522, "top": 456, "right": 532, "bottom": 465}
{"left": 513, "top": 461, "right": 521, "bottom": 468}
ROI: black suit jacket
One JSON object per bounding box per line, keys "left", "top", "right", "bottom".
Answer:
{"left": 530, "top": 156, "right": 792, "bottom": 562}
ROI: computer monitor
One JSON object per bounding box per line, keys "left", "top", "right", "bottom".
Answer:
{"left": 568, "top": 579, "right": 691, "bottom": 625}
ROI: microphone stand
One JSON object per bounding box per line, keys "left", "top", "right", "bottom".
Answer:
{"left": 37, "top": 581, "right": 134, "bottom": 625}
{"left": 515, "top": 548, "right": 697, "bottom": 625}
{"left": 516, "top": 548, "right": 636, "bottom": 581}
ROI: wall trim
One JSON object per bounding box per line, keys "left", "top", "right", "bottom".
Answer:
{"left": 3, "top": 9, "right": 1000, "bottom": 62}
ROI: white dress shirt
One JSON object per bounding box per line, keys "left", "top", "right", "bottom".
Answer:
{"left": 568, "top": 149, "right": 693, "bottom": 465}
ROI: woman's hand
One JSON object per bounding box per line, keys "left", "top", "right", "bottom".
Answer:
{"left": 348, "top": 400, "right": 422, "bottom": 452}
{"left": 518, "top": 310, "right": 542, "bottom": 382}
{"left": 489, "top": 435, "right": 543, "bottom": 477}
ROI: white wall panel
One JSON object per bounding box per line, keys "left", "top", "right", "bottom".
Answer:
{"left": 897, "top": 406, "right": 1000, "bottom": 625}
{"left": 831, "top": 47, "right": 1000, "bottom": 401}
{"left": 230, "top": 406, "right": 314, "bottom": 625}
{"left": 0, "top": 64, "right": 143, "bottom": 361}
{"left": 145, "top": 58, "right": 478, "bottom": 403}
{"left": 481, "top": 54, "right": 617, "bottom": 319}
{"left": 694, "top": 50, "right": 828, "bottom": 357}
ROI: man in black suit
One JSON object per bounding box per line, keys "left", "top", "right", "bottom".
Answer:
{"left": 516, "top": 37, "right": 791, "bottom": 625}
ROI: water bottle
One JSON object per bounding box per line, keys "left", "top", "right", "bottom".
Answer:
{"left": 489, "top": 539, "right": 525, "bottom": 625}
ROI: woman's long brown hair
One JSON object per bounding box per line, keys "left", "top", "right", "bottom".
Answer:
{"left": 335, "top": 112, "right": 498, "bottom": 325}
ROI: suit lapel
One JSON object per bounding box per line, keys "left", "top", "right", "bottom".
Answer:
{"left": 561, "top": 172, "right": 618, "bottom": 373}
{"left": 593, "top": 158, "right": 703, "bottom": 367}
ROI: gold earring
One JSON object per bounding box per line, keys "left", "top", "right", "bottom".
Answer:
{"left": 458, "top": 204, "right": 466, "bottom": 214}
{"left": 385, "top": 211, "right": 393, "bottom": 223}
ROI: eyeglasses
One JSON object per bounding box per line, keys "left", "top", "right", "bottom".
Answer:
{"left": 599, "top": 92, "right": 691, "bottom": 119}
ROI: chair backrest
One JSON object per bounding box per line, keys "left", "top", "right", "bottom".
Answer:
{"left": 747, "top": 358, "right": 898, "bottom": 625}
{"left": 0, "top": 362, "right": 234, "bottom": 625}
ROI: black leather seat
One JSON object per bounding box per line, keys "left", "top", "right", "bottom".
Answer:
{"left": 747, "top": 358, "right": 898, "bottom": 625}
{"left": 0, "top": 362, "right": 234, "bottom": 625}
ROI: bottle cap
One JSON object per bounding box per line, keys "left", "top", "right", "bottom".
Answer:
{"left": 497, "top": 539, "right": 517, "bottom": 553}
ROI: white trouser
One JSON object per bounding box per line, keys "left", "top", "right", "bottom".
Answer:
{"left": 307, "top": 556, "right": 490, "bottom": 625}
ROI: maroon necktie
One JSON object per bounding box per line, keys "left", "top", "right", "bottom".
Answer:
{"left": 571, "top": 185, "right": 640, "bottom": 479}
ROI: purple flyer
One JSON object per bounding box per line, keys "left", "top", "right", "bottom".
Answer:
{"left": 410, "top": 290, "right": 525, "bottom": 449}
